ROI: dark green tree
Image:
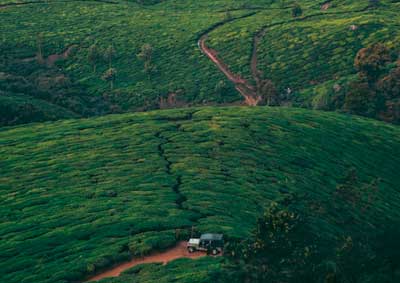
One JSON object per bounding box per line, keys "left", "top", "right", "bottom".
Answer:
{"left": 225, "top": 202, "right": 317, "bottom": 283}
{"left": 88, "top": 44, "right": 100, "bottom": 72}
{"left": 137, "top": 43, "right": 155, "bottom": 77}
{"left": 36, "top": 33, "right": 44, "bottom": 64}
{"left": 377, "top": 65, "right": 400, "bottom": 100}
{"left": 344, "top": 80, "right": 377, "bottom": 117}
{"left": 354, "top": 43, "right": 391, "bottom": 82}
{"left": 102, "top": 68, "right": 117, "bottom": 90}
{"left": 104, "top": 45, "right": 116, "bottom": 68}
{"left": 292, "top": 3, "right": 303, "bottom": 17}
{"left": 258, "top": 79, "right": 279, "bottom": 106}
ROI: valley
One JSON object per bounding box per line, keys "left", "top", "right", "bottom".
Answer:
{"left": 1, "top": 1, "right": 400, "bottom": 282}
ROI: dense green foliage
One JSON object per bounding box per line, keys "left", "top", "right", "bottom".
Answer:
{"left": 224, "top": 196, "right": 400, "bottom": 282}
{"left": 1, "top": 0, "right": 399, "bottom": 125}
{"left": 1, "top": 0, "right": 400, "bottom": 282}
{"left": 1, "top": 106, "right": 400, "bottom": 283}
{"left": 100, "top": 258, "right": 224, "bottom": 283}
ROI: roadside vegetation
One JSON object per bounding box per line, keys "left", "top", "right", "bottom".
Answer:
{"left": 1, "top": 0, "right": 399, "bottom": 126}
{"left": 1, "top": 1, "right": 400, "bottom": 282}
{"left": 1, "top": 107, "right": 400, "bottom": 283}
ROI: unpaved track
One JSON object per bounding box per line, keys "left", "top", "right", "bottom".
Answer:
{"left": 85, "top": 241, "right": 206, "bottom": 282}
{"left": 198, "top": 35, "right": 261, "bottom": 106}
{"left": 199, "top": 35, "right": 248, "bottom": 85}
{"left": 199, "top": 6, "right": 371, "bottom": 106}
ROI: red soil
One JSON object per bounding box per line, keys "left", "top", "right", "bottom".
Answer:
{"left": 199, "top": 35, "right": 247, "bottom": 85}
{"left": 199, "top": 35, "right": 261, "bottom": 106}
{"left": 46, "top": 45, "right": 77, "bottom": 66}
{"left": 85, "top": 241, "right": 206, "bottom": 282}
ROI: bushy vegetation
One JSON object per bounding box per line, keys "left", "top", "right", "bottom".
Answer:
{"left": 99, "top": 258, "right": 224, "bottom": 283}
{"left": 1, "top": 106, "right": 400, "bottom": 283}
{"left": 296, "top": 43, "right": 400, "bottom": 123}
{"left": 1, "top": 1, "right": 400, "bottom": 282}
{"left": 0, "top": 0, "right": 245, "bottom": 126}
{"left": 224, "top": 193, "right": 400, "bottom": 282}
{"left": 1, "top": 0, "right": 399, "bottom": 125}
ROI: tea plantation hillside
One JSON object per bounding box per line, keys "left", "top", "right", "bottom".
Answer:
{"left": 1, "top": 106, "right": 400, "bottom": 283}
{"left": 1, "top": 0, "right": 399, "bottom": 125}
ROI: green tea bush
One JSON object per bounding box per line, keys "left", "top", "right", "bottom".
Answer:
{"left": 1, "top": 106, "right": 400, "bottom": 283}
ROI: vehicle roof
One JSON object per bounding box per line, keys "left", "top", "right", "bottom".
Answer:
{"left": 188, "top": 238, "right": 200, "bottom": 244}
{"left": 200, "top": 233, "right": 223, "bottom": 241}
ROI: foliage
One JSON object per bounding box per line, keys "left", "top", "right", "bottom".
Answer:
{"left": 137, "top": 44, "right": 155, "bottom": 76}
{"left": 102, "top": 68, "right": 117, "bottom": 90}
{"left": 1, "top": 106, "right": 400, "bottom": 283}
{"left": 104, "top": 45, "right": 117, "bottom": 67}
{"left": 225, "top": 202, "right": 317, "bottom": 283}
{"left": 223, "top": 172, "right": 399, "bottom": 283}
{"left": 354, "top": 43, "right": 392, "bottom": 81}
{"left": 342, "top": 44, "right": 400, "bottom": 122}
{"left": 258, "top": 79, "right": 279, "bottom": 106}
{"left": 292, "top": 3, "right": 303, "bottom": 17}
{"left": 1, "top": 0, "right": 400, "bottom": 125}
{"left": 344, "top": 79, "right": 377, "bottom": 116}
{"left": 88, "top": 44, "right": 101, "bottom": 73}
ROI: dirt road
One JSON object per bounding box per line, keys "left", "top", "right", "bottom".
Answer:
{"left": 198, "top": 35, "right": 261, "bottom": 106}
{"left": 85, "top": 241, "right": 206, "bottom": 282}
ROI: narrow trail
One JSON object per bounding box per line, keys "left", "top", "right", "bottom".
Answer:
{"left": 198, "top": 34, "right": 261, "bottom": 106}
{"left": 199, "top": 6, "right": 371, "bottom": 106}
{"left": 85, "top": 241, "right": 206, "bottom": 282}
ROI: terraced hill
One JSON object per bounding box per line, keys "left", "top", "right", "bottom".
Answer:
{"left": 1, "top": 0, "right": 399, "bottom": 125}
{"left": 1, "top": 106, "right": 400, "bottom": 283}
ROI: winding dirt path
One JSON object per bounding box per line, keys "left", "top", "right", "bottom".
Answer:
{"left": 85, "top": 242, "right": 206, "bottom": 282}
{"left": 198, "top": 6, "right": 371, "bottom": 106}
{"left": 198, "top": 34, "right": 261, "bottom": 106}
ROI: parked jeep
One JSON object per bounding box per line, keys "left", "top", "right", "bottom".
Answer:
{"left": 187, "top": 233, "right": 224, "bottom": 255}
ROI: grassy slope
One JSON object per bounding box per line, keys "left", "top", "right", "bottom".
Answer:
{"left": 1, "top": 106, "right": 400, "bottom": 283}
{"left": 0, "top": 92, "right": 79, "bottom": 124}
{"left": 0, "top": 0, "right": 243, "bottom": 109}
{"left": 209, "top": 0, "right": 400, "bottom": 90}
{"left": 101, "top": 257, "right": 225, "bottom": 283}
{"left": 1, "top": 0, "right": 399, "bottom": 124}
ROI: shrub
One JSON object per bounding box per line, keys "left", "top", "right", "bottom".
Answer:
{"left": 344, "top": 80, "right": 377, "bottom": 116}
{"left": 292, "top": 3, "right": 303, "bottom": 18}
{"left": 354, "top": 43, "right": 392, "bottom": 82}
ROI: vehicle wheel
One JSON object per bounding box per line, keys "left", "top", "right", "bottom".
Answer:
{"left": 212, "top": 249, "right": 218, "bottom": 255}
{"left": 188, "top": 247, "right": 195, "bottom": 253}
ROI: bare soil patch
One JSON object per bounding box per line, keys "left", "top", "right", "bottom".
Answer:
{"left": 85, "top": 241, "right": 206, "bottom": 282}
{"left": 198, "top": 35, "right": 261, "bottom": 106}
